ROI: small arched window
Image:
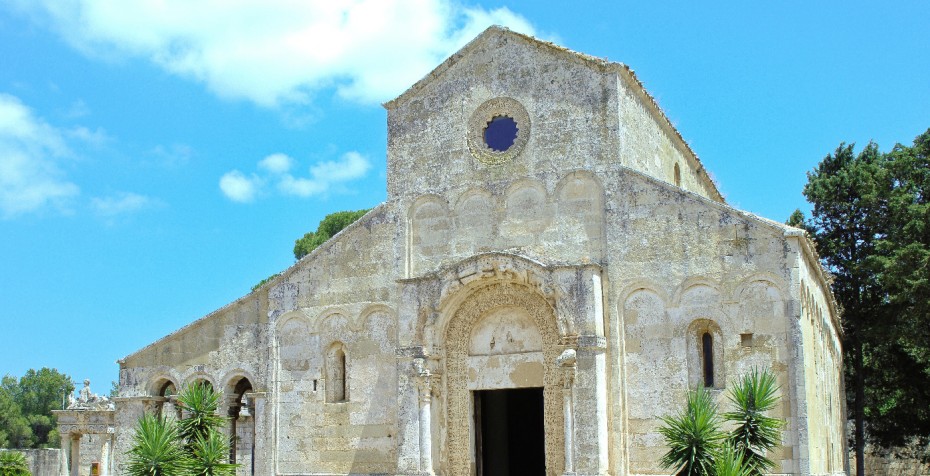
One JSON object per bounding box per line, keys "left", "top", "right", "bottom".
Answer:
{"left": 687, "top": 319, "right": 723, "bottom": 389}
{"left": 674, "top": 163, "right": 681, "bottom": 187}
{"left": 326, "top": 343, "right": 348, "bottom": 403}
{"left": 702, "top": 332, "right": 714, "bottom": 387}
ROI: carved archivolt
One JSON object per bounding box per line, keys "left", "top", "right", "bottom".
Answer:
{"left": 412, "top": 253, "right": 581, "bottom": 350}
{"left": 442, "top": 281, "right": 564, "bottom": 475}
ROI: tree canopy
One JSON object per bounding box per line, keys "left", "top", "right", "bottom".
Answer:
{"left": 0, "top": 368, "right": 74, "bottom": 449}
{"left": 293, "top": 209, "right": 370, "bottom": 260}
{"left": 251, "top": 208, "right": 371, "bottom": 291}
{"left": 796, "top": 128, "right": 930, "bottom": 473}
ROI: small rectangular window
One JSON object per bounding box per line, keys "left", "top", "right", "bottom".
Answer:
{"left": 740, "top": 333, "right": 754, "bottom": 347}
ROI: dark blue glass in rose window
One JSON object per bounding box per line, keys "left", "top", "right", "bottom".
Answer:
{"left": 484, "top": 116, "right": 518, "bottom": 152}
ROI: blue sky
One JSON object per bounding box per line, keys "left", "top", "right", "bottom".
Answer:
{"left": 1, "top": 1, "right": 927, "bottom": 396}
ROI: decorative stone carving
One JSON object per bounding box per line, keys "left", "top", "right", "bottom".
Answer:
{"left": 68, "top": 380, "right": 113, "bottom": 411}
{"left": 443, "top": 282, "right": 564, "bottom": 475}
{"left": 467, "top": 97, "right": 531, "bottom": 166}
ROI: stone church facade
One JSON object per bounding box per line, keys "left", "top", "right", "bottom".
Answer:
{"left": 108, "top": 27, "right": 847, "bottom": 475}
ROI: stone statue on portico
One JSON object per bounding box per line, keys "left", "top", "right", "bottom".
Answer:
{"left": 67, "top": 379, "right": 112, "bottom": 410}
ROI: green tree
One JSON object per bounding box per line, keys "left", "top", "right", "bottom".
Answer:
{"left": 800, "top": 129, "right": 930, "bottom": 472}
{"left": 785, "top": 209, "right": 805, "bottom": 229}
{"left": 801, "top": 141, "right": 890, "bottom": 475}
{"left": 252, "top": 208, "right": 370, "bottom": 291}
{"left": 659, "top": 385, "right": 725, "bottom": 476}
{"left": 15, "top": 369, "right": 74, "bottom": 448}
{"left": 866, "top": 130, "right": 930, "bottom": 452}
{"left": 0, "top": 382, "right": 31, "bottom": 449}
{"left": 293, "top": 209, "right": 370, "bottom": 260}
{"left": 0, "top": 451, "right": 31, "bottom": 476}
{"left": 0, "top": 369, "right": 73, "bottom": 449}
{"left": 724, "top": 369, "right": 784, "bottom": 475}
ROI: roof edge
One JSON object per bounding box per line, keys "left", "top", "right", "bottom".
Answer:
{"left": 120, "top": 203, "right": 388, "bottom": 364}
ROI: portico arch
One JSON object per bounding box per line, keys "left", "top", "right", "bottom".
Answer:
{"left": 442, "top": 281, "right": 564, "bottom": 475}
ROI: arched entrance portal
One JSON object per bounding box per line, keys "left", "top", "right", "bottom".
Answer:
{"left": 443, "top": 282, "right": 564, "bottom": 476}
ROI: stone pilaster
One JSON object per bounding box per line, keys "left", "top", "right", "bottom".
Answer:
{"left": 557, "top": 349, "right": 577, "bottom": 475}
{"left": 572, "top": 336, "right": 610, "bottom": 475}
{"left": 414, "top": 357, "right": 435, "bottom": 475}
{"left": 396, "top": 347, "right": 425, "bottom": 474}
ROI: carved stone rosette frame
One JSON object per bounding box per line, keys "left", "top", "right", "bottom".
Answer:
{"left": 467, "top": 97, "right": 531, "bottom": 166}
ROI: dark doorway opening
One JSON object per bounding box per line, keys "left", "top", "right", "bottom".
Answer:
{"left": 474, "top": 387, "right": 545, "bottom": 476}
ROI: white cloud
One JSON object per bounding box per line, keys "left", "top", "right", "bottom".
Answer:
{"left": 307, "top": 151, "right": 371, "bottom": 183}
{"left": 91, "top": 192, "right": 154, "bottom": 216}
{"left": 219, "top": 170, "right": 262, "bottom": 203}
{"left": 13, "top": 0, "right": 536, "bottom": 106}
{"left": 0, "top": 94, "right": 80, "bottom": 218}
{"left": 148, "top": 143, "right": 194, "bottom": 168}
{"left": 221, "top": 151, "right": 371, "bottom": 201}
{"left": 67, "top": 125, "right": 111, "bottom": 147}
{"left": 278, "top": 174, "right": 327, "bottom": 197}
{"left": 258, "top": 153, "right": 293, "bottom": 174}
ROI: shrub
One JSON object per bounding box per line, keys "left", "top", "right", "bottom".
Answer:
{"left": 0, "top": 451, "right": 30, "bottom": 476}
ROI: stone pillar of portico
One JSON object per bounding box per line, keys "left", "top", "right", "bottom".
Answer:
{"left": 70, "top": 433, "right": 81, "bottom": 476}
{"left": 100, "top": 430, "right": 111, "bottom": 476}
{"left": 245, "top": 391, "right": 266, "bottom": 476}
{"left": 59, "top": 433, "right": 70, "bottom": 476}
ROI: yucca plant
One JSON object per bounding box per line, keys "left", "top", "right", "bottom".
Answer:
{"left": 659, "top": 385, "right": 725, "bottom": 476}
{"left": 175, "top": 383, "right": 227, "bottom": 446}
{"left": 713, "top": 442, "right": 754, "bottom": 476}
{"left": 0, "top": 451, "right": 31, "bottom": 476}
{"left": 723, "top": 368, "right": 784, "bottom": 475}
{"left": 186, "top": 429, "right": 236, "bottom": 476}
{"left": 126, "top": 413, "right": 188, "bottom": 476}
{"left": 126, "top": 383, "right": 237, "bottom": 476}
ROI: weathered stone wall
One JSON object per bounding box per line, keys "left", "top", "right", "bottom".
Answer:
{"left": 115, "top": 291, "right": 269, "bottom": 473}
{"left": 851, "top": 447, "right": 930, "bottom": 476}
{"left": 607, "top": 170, "right": 804, "bottom": 475}
{"left": 1, "top": 448, "right": 60, "bottom": 476}
{"left": 794, "top": 234, "right": 847, "bottom": 475}
{"left": 267, "top": 205, "right": 400, "bottom": 475}
{"left": 615, "top": 68, "right": 719, "bottom": 200}
{"left": 385, "top": 28, "right": 720, "bottom": 214}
